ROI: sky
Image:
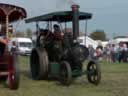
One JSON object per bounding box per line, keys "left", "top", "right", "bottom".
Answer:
{"left": 1, "top": 0, "right": 128, "bottom": 39}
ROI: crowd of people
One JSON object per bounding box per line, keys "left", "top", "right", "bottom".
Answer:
{"left": 88, "top": 42, "right": 128, "bottom": 63}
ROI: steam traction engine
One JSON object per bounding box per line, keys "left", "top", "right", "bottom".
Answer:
{"left": 26, "top": 4, "right": 101, "bottom": 85}
{"left": 0, "top": 3, "right": 26, "bottom": 89}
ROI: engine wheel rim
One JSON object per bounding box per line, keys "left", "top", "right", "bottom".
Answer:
{"left": 87, "top": 61, "right": 101, "bottom": 85}
{"left": 88, "top": 64, "right": 98, "bottom": 81}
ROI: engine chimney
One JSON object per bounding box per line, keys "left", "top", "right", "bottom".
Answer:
{"left": 71, "top": 4, "right": 79, "bottom": 40}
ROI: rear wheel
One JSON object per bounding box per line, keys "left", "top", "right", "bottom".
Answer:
{"left": 60, "top": 61, "right": 72, "bottom": 85}
{"left": 87, "top": 61, "right": 101, "bottom": 85}
{"left": 30, "top": 48, "right": 49, "bottom": 80}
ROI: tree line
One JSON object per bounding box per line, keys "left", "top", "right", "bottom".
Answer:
{"left": 14, "top": 28, "right": 108, "bottom": 41}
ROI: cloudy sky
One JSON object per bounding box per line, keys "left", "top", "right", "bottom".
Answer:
{"left": 1, "top": 0, "right": 128, "bottom": 39}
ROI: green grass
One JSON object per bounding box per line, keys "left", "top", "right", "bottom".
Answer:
{"left": 0, "top": 56, "right": 128, "bottom": 96}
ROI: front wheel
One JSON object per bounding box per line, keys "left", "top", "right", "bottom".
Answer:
{"left": 87, "top": 61, "right": 101, "bottom": 85}
{"left": 30, "top": 48, "right": 49, "bottom": 80}
{"left": 59, "top": 61, "right": 72, "bottom": 85}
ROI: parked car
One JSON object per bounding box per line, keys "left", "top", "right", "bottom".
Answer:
{"left": 9, "top": 37, "right": 33, "bottom": 55}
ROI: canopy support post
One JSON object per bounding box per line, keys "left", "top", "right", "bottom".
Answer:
{"left": 6, "top": 15, "right": 9, "bottom": 40}
{"left": 65, "top": 22, "right": 67, "bottom": 33}
{"left": 85, "top": 20, "right": 88, "bottom": 46}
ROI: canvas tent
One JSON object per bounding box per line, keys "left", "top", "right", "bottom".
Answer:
{"left": 109, "top": 37, "right": 128, "bottom": 46}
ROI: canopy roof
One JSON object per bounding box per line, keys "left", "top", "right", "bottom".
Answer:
{"left": 0, "top": 3, "right": 27, "bottom": 23}
{"left": 25, "top": 11, "right": 92, "bottom": 23}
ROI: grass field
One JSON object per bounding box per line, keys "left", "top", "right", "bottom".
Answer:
{"left": 0, "top": 56, "right": 128, "bottom": 96}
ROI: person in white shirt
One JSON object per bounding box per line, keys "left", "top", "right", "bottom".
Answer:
{"left": 110, "top": 44, "right": 118, "bottom": 63}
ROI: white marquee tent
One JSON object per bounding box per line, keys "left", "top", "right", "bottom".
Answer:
{"left": 109, "top": 38, "right": 128, "bottom": 45}
{"left": 78, "top": 36, "right": 98, "bottom": 49}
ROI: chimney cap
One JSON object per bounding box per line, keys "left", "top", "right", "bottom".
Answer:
{"left": 71, "top": 4, "right": 80, "bottom": 9}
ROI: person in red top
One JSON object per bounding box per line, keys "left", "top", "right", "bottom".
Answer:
{"left": 52, "top": 24, "right": 64, "bottom": 61}
{"left": 0, "top": 24, "right": 8, "bottom": 45}
{"left": 0, "top": 38, "right": 7, "bottom": 44}
{"left": 0, "top": 27, "right": 8, "bottom": 56}
{"left": 53, "top": 24, "right": 64, "bottom": 40}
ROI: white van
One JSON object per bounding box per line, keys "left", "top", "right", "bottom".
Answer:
{"left": 9, "top": 37, "right": 33, "bottom": 55}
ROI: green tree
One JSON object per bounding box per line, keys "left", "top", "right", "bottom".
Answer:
{"left": 25, "top": 28, "right": 32, "bottom": 38}
{"left": 15, "top": 31, "right": 25, "bottom": 37}
{"left": 114, "top": 36, "right": 127, "bottom": 39}
{"left": 89, "top": 29, "right": 107, "bottom": 41}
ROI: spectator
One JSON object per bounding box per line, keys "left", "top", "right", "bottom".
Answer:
{"left": 88, "top": 45, "right": 95, "bottom": 60}
{"left": 118, "top": 43, "right": 128, "bottom": 62}
{"left": 53, "top": 24, "right": 64, "bottom": 40}
{"left": 103, "top": 44, "right": 111, "bottom": 63}
{"left": 122, "top": 43, "right": 128, "bottom": 62}
{"left": 94, "top": 46, "right": 103, "bottom": 61}
{"left": 110, "top": 44, "right": 118, "bottom": 63}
